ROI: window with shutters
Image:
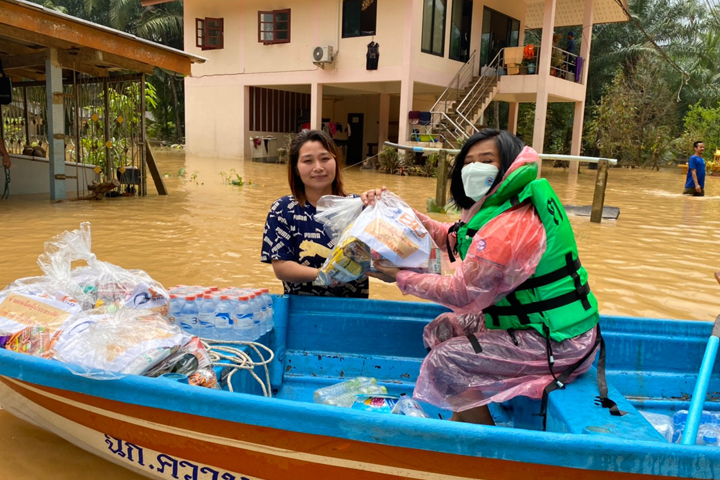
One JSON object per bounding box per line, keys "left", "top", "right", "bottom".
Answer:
{"left": 195, "top": 17, "right": 224, "bottom": 50}
{"left": 258, "top": 10, "right": 291, "bottom": 45}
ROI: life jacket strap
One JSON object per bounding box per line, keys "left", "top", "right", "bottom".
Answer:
{"left": 537, "top": 324, "right": 626, "bottom": 431}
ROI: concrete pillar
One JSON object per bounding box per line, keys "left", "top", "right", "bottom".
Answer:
{"left": 569, "top": 0, "right": 595, "bottom": 176}
{"left": 398, "top": 79, "right": 414, "bottom": 144}
{"left": 532, "top": 0, "right": 557, "bottom": 174}
{"left": 242, "top": 85, "right": 251, "bottom": 160}
{"left": 46, "top": 49, "right": 65, "bottom": 201}
{"left": 310, "top": 83, "right": 323, "bottom": 130}
{"left": 378, "top": 93, "right": 390, "bottom": 147}
{"left": 397, "top": 0, "right": 418, "bottom": 145}
{"left": 508, "top": 102, "right": 520, "bottom": 134}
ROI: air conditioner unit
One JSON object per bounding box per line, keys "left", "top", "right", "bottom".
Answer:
{"left": 312, "top": 46, "right": 334, "bottom": 65}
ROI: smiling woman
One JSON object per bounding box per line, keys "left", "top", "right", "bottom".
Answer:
{"left": 260, "top": 130, "right": 370, "bottom": 298}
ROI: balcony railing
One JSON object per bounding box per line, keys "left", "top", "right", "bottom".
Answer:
{"left": 499, "top": 46, "right": 583, "bottom": 83}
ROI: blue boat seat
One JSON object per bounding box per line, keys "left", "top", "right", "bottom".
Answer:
{"left": 544, "top": 366, "right": 667, "bottom": 441}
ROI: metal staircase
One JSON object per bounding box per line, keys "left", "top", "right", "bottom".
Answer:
{"left": 426, "top": 51, "right": 502, "bottom": 148}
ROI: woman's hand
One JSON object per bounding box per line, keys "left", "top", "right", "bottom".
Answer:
{"left": 368, "top": 263, "right": 401, "bottom": 283}
{"left": 360, "top": 186, "right": 387, "bottom": 206}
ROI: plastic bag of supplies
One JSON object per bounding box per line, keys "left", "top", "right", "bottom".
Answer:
{"left": 314, "top": 192, "right": 441, "bottom": 285}
{"left": 2, "top": 223, "right": 170, "bottom": 315}
{"left": 51, "top": 306, "right": 192, "bottom": 379}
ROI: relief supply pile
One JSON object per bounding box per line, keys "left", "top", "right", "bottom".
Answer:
{"left": 314, "top": 192, "right": 441, "bottom": 286}
{"left": 313, "top": 377, "right": 429, "bottom": 418}
{"left": 0, "top": 223, "right": 217, "bottom": 388}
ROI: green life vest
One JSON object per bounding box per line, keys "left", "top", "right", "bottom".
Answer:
{"left": 455, "top": 163, "right": 599, "bottom": 342}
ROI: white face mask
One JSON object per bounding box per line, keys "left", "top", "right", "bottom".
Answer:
{"left": 461, "top": 162, "right": 500, "bottom": 201}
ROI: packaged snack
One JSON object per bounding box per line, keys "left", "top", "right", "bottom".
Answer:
{"left": 351, "top": 395, "right": 400, "bottom": 414}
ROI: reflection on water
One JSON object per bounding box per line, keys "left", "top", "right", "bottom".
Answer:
{"left": 1, "top": 151, "right": 720, "bottom": 477}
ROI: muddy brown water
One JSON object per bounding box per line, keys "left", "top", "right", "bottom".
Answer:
{"left": 1, "top": 151, "right": 719, "bottom": 478}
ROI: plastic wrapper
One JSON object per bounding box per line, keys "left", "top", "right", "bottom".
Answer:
{"left": 0, "top": 290, "right": 82, "bottom": 337}
{"left": 315, "top": 192, "right": 441, "bottom": 286}
{"left": 397, "top": 203, "right": 546, "bottom": 315}
{"left": 4, "top": 223, "right": 170, "bottom": 314}
{"left": 413, "top": 314, "right": 597, "bottom": 412}
{"left": 51, "top": 307, "right": 191, "bottom": 379}
{"left": 146, "top": 336, "right": 218, "bottom": 389}
{"left": 640, "top": 410, "right": 674, "bottom": 442}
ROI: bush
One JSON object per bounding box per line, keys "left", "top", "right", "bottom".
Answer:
{"left": 378, "top": 146, "right": 404, "bottom": 174}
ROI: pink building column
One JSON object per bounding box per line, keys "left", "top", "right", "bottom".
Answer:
{"left": 570, "top": 0, "right": 595, "bottom": 176}
{"left": 532, "top": 0, "right": 557, "bottom": 175}
{"left": 508, "top": 102, "right": 520, "bottom": 135}
{"left": 310, "top": 83, "right": 323, "bottom": 130}
{"left": 378, "top": 93, "right": 390, "bottom": 147}
{"left": 241, "top": 85, "right": 251, "bottom": 160}
{"left": 398, "top": 79, "right": 414, "bottom": 144}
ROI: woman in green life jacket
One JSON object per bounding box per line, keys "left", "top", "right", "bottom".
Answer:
{"left": 362, "top": 129, "right": 600, "bottom": 425}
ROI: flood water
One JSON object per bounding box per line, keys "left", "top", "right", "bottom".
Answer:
{"left": 1, "top": 150, "right": 720, "bottom": 478}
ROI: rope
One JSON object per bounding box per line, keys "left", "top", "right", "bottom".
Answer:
{"left": 343, "top": 152, "right": 380, "bottom": 171}
{"left": 1, "top": 166, "right": 9, "bottom": 200}
{"left": 201, "top": 339, "right": 275, "bottom": 397}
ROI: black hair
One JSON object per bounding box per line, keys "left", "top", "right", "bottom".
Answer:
{"left": 694, "top": 141, "right": 704, "bottom": 149}
{"left": 449, "top": 129, "right": 525, "bottom": 210}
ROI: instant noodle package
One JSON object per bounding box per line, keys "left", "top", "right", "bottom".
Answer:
{"left": 314, "top": 192, "right": 441, "bottom": 286}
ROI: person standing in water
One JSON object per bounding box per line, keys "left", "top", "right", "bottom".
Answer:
{"left": 683, "top": 141, "right": 706, "bottom": 197}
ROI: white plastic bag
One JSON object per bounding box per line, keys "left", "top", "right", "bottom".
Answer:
{"left": 315, "top": 191, "right": 440, "bottom": 285}
{"left": 52, "top": 307, "right": 191, "bottom": 379}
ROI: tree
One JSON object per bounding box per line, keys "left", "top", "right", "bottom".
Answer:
{"left": 587, "top": 56, "right": 677, "bottom": 167}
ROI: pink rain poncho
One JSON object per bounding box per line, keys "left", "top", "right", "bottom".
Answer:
{"left": 396, "top": 147, "right": 598, "bottom": 412}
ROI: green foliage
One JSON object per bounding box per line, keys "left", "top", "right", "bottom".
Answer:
{"left": 586, "top": 57, "right": 677, "bottom": 168}
{"left": 219, "top": 169, "right": 253, "bottom": 187}
{"left": 680, "top": 102, "right": 720, "bottom": 154}
{"left": 378, "top": 146, "right": 404, "bottom": 174}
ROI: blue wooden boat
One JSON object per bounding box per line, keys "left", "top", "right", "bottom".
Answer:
{"left": 0, "top": 295, "right": 718, "bottom": 479}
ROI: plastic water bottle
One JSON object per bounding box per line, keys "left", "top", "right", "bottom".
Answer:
{"left": 392, "top": 396, "right": 430, "bottom": 418}
{"left": 261, "top": 288, "right": 274, "bottom": 333}
{"left": 178, "top": 295, "right": 199, "bottom": 335}
{"left": 234, "top": 296, "right": 255, "bottom": 341}
{"left": 213, "top": 295, "right": 235, "bottom": 340}
{"left": 314, "top": 377, "right": 378, "bottom": 404}
{"left": 254, "top": 289, "right": 268, "bottom": 330}
{"left": 248, "top": 293, "right": 263, "bottom": 340}
{"left": 168, "top": 294, "right": 184, "bottom": 326}
{"left": 197, "top": 294, "right": 217, "bottom": 336}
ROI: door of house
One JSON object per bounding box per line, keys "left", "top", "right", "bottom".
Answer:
{"left": 346, "top": 113, "right": 364, "bottom": 165}
{"left": 450, "top": 0, "right": 473, "bottom": 63}
{"left": 480, "top": 7, "right": 520, "bottom": 66}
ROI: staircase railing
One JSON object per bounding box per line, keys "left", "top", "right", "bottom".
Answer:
{"left": 429, "top": 50, "right": 477, "bottom": 116}
{"left": 454, "top": 50, "right": 503, "bottom": 134}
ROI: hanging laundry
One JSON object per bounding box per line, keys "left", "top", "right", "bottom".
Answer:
{"left": 346, "top": 123, "right": 352, "bottom": 137}
{"left": 418, "top": 111, "right": 432, "bottom": 126}
{"left": 253, "top": 137, "right": 262, "bottom": 149}
{"left": 301, "top": 122, "right": 311, "bottom": 130}
{"left": 408, "top": 111, "right": 420, "bottom": 125}
{"left": 263, "top": 138, "right": 270, "bottom": 154}
{"left": 329, "top": 122, "right": 337, "bottom": 136}
{"left": 366, "top": 41, "right": 380, "bottom": 70}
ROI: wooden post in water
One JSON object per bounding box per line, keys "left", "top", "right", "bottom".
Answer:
{"left": 590, "top": 159, "right": 609, "bottom": 224}
{"left": 435, "top": 150, "right": 449, "bottom": 208}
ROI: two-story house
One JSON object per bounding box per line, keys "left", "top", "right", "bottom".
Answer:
{"left": 178, "top": 0, "right": 627, "bottom": 163}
